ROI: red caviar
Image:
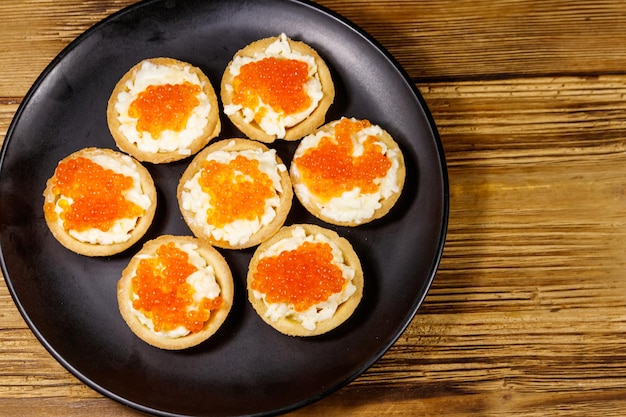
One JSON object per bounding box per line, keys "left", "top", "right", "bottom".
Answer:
{"left": 44, "top": 156, "right": 144, "bottom": 232}
{"left": 128, "top": 81, "right": 200, "bottom": 138}
{"left": 232, "top": 57, "right": 311, "bottom": 117}
{"left": 198, "top": 155, "right": 275, "bottom": 228}
{"left": 132, "top": 242, "right": 222, "bottom": 333}
{"left": 251, "top": 241, "right": 346, "bottom": 312}
{"left": 294, "top": 118, "right": 392, "bottom": 201}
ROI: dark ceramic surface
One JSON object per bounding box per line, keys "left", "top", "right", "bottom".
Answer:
{"left": 0, "top": 0, "right": 448, "bottom": 416}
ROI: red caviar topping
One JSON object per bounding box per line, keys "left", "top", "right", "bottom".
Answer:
{"left": 128, "top": 81, "right": 200, "bottom": 138}
{"left": 43, "top": 202, "right": 57, "bottom": 222}
{"left": 198, "top": 155, "right": 275, "bottom": 228}
{"left": 232, "top": 57, "right": 311, "bottom": 117}
{"left": 295, "top": 118, "right": 392, "bottom": 201}
{"left": 45, "top": 156, "right": 144, "bottom": 232}
{"left": 251, "top": 241, "right": 346, "bottom": 312}
{"left": 132, "top": 242, "right": 222, "bottom": 333}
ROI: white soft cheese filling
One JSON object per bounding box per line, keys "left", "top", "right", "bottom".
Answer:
{"left": 53, "top": 153, "right": 152, "bottom": 245}
{"left": 252, "top": 225, "right": 356, "bottom": 331}
{"left": 223, "top": 33, "right": 323, "bottom": 138}
{"left": 130, "top": 242, "right": 222, "bottom": 338}
{"left": 114, "top": 61, "right": 212, "bottom": 155}
{"left": 292, "top": 118, "right": 401, "bottom": 224}
{"left": 180, "top": 140, "right": 285, "bottom": 246}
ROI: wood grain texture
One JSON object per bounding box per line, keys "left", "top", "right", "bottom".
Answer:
{"left": 1, "top": 0, "right": 626, "bottom": 416}
{"left": 322, "top": 0, "right": 626, "bottom": 80}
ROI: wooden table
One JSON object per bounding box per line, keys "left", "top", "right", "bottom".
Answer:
{"left": 1, "top": 0, "right": 626, "bottom": 415}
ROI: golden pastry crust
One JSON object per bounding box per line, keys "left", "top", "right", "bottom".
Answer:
{"left": 42, "top": 147, "right": 157, "bottom": 257}
{"left": 247, "top": 224, "right": 363, "bottom": 337}
{"left": 290, "top": 118, "right": 406, "bottom": 227}
{"left": 220, "top": 35, "right": 334, "bottom": 143}
{"left": 117, "top": 235, "right": 234, "bottom": 350}
{"left": 177, "top": 138, "right": 293, "bottom": 250}
{"left": 107, "top": 57, "right": 221, "bottom": 164}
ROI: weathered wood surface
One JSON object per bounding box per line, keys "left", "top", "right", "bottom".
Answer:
{"left": 1, "top": 0, "right": 626, "bottom": 416}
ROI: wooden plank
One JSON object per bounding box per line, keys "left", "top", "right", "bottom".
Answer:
{"left": 4, "top": 0, "right": 626, "bottom": 94}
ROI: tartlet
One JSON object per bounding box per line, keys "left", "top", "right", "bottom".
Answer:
{"left": 177, "top": 138, "right": 293, "bottom": 249}
{"left": 107, "top": 57, "right": 221, "bottom": 163}
{"left": 247, "top": 224, "right": 363, "bottom": 337}
{"left": 42, "top": 147, "right": 156, "bottom": 257}
{"left": 117, "top": 235, "right": 234, "bottom": 350}
{"left": 221, "top": 33, "right": 334, "bottom": 143}
{"left": 290, "top": 117, "right": 406, "bottom": 226}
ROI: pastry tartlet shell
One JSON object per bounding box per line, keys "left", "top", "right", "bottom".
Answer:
{"left": 117, "top": 235, "right": 234, "bottom": 350}
{"left": 290, "top": 118, "right": 406, "bottom": 226}
{"left": 221, "top": 36, "right": 334, "bottom": 143}
{"left": 247, "top": 224, "right": 363, "bottom": 337}
{"left": 42, "top": 147, "right": 157, "bottom": 257}
{"left": 177, "top": 138, "right": 293, "bottom": 250}
{"left": 107, "top": 57, "right": 221, "bottom": 164}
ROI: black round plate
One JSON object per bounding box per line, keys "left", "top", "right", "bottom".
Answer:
{"left": 0, "top": 0, "right": 448, "bottom": 416}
